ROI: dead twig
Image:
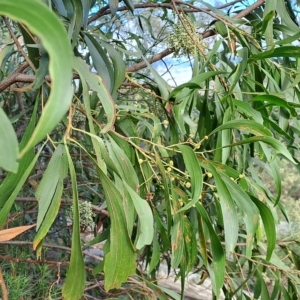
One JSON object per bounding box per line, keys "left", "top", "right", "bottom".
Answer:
{"left": 14, "top": 197, "right": 109, "bottom": 216}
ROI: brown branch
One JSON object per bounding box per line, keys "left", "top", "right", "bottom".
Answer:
{"left": 15, "top": 197, "right": 109, "bottom": 216}
{"left": 126, "top": 49, "right": 173, "bottom": 73}
{"left": 127, "top": 0, "right": 266, "bottom": 73}
{"left": 0, "top": 241, "right": 103, "bottom": 262}
{"left": 0, "top": 62, "right": 29, "bottom": 92}
{"left": 88, "top": 0, "right": 242, "bottom": 24}
{"left": 3, "top": 17, "right": 36, "bottom": 71}
{"left": 0, "top": 254, "right": 94, "bottom": 272}
{"left": 0, "top": 0, "right": 266, "bottom": 89}
{"left": 234, "top": 0, "right": 265, "bottom": 19}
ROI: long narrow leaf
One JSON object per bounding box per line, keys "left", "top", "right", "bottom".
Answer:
{"left": 205, "top": 160, "right": 238, "bottom": 252}
{"left": 73, "top": 57, "right": 116, "bottom": 133}
{"left": 0, "top": 0, "right": 73, "bottom": 156}
{"left": 62, "top": 143, "right": 85, "bottom": 299}
{"left": 177, "top": 145, "right": 203, "bottom": 212}
{"left": 0, "top": 107, "right": 18, "bottom": 172}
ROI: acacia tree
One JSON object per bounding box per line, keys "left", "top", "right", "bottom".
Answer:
{"left": 1, "top": 0, "right": 300, "bottom": 299}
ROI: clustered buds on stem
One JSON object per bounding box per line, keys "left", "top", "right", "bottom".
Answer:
{"left": 167, "top": 14, "right": 206, "bottom": 58}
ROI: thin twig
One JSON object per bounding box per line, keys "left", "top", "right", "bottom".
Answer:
{"left": 14, "top": 197, "right": 109, "bottom": 216}
{"left": 88, "top": 0, "right": 242, "bottom": 24}
{"left": 0, "top": 241, "right": 103, "bottom": 262}
{"left": 0, "top": 0, "right": 266, "bottom": 89}
{"left": 3, "top": 17, "right": 36, "bottom": 71}
{"left": 0, "top": 255, "right": 94, "bottom": 272}
{"left": 127, "top": 0, "right": 266, "bottom": 73}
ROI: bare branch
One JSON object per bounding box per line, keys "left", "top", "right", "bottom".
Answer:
{"left": 0, "top": 241, "right": 103, "bottom": 262}
{"left": 15, "top": 197, "right": 109, "bottom": 216}
{"left": 3, "top": 17, "right": 36, "bottom": 71}
{"left": 88, "top": 0, "right": 242, "bottom": 24}
{"left": 126, "top": 0, "right": 265, "bottom": 73}
{"left": 0, "top": 0, "right": 266, "bottom": 88}
{"left": 126, "top": 49, "right": 173, "bottom": 73}
{"left": 234, "top": 0, "right": 265, "bottom": 19}
{"left": 0, "top": 62, "right": 30, "bottom": 92}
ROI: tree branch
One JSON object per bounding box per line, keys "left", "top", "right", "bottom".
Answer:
{"left": 127, "top": 0, "right": 265, "bottom": 73}
{"left": 88, "top": 0, "right": 242, "bottom": 24}
{"left": 0, "top": 62, "right": 30, "bottom": 92}
{"left": 0, "top": 0, "right": 266, "bottom": 90}
{"left": 15, "top": 197, "right": 109, "bottom": 216}
{"left": 0, "top": 241, "right": 103, "bottom": 262}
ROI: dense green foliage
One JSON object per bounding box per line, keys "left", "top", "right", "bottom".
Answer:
{"left": 1, "top": 0, "right": 300, "bottom": 299}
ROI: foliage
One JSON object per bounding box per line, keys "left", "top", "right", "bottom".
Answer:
{"left": 1, "top": 0, "right": 300, "bottom": 299}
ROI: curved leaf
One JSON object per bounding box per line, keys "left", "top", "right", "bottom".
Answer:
{"left": 73, "top": 57, "right": 116, "bottom": 133}
{"left": 123, "top": 182, "right": 154, "bottom": 249}
{"left": 209, "top": 119, "right": 273, "bottom": 137}
{"left": 0, "top": 0, "right": 73, "bottom": 156}
{"left": 223, "top": 135, "right": 296, "bottom": 163}
{"left": 251, "top": 196, "right": 276, "bottom": 261}
{"left": 177, "top": 145, "right": 203, "bottom": 212}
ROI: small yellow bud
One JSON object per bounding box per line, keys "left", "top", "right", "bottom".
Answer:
{"left": 185, "top": 182, "right": 191, "bottom": 188}
{"left": 167, "top": 167, "right": 172, "bottom": 172}
{"left": 204, "top": 135, "right": 209, "bottom": 140}
{"left": 169, "top": 160, "right": 174, "bottom": 166}
{"left": 138, "top": 158, "right": 144, "bottom": 164}
{"left": 239, "top": 173, "right": 245, "bottom": 179}
{"left": 207, "top": 172, "right": 213, "bottom": 178}
{"left": 162, "top": 120, "right": 169, "bottom": 126}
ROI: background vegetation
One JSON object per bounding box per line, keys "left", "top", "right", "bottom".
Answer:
{"left": 1, "top": 0, "right": 300, "bottom": 299}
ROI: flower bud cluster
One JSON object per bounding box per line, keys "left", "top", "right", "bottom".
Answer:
{"left": 167, "top": 15, "right": 206, "bottom": 57}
